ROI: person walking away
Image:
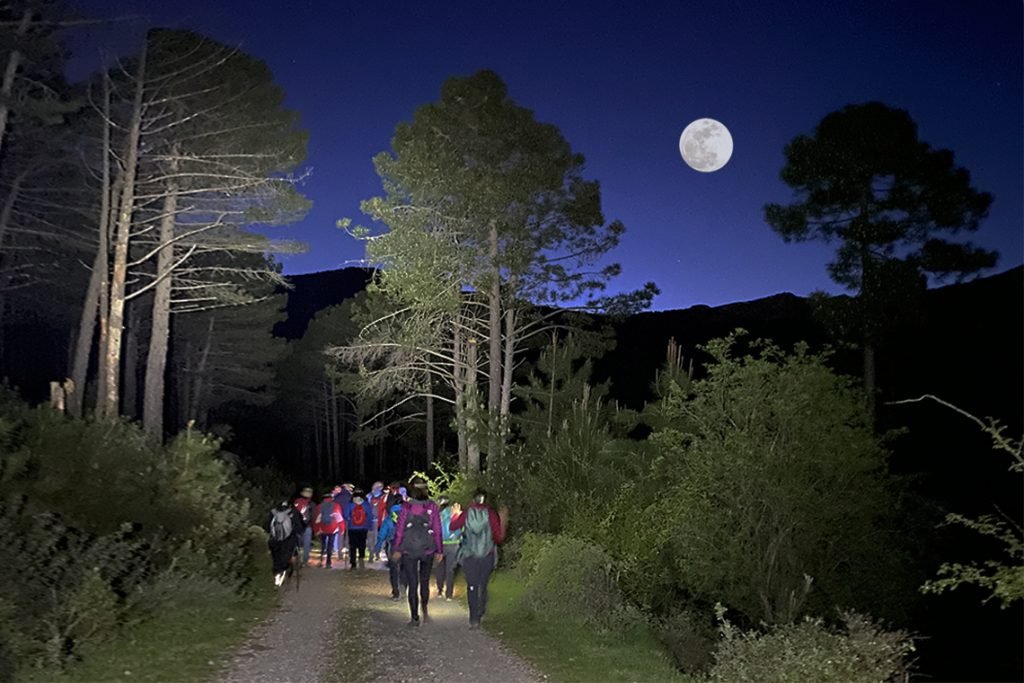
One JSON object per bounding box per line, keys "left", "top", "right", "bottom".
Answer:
{"left": 373, "top": 496, "right": 406, "bottom": 599}
{"left": 392, "top": 477, "right": 443, "bottom": 627}
{"left": 345, "top": 489, "right": 374, "bottom": 569}
{"left": 268, "top": 500, "right": 301, "bottom": 587}
{"left": 315, "top": 493, "right": 343, "bottom": 568}
{"left": 451, "top": 488, "right": 508, "bottom": 628}
{"left": 367, "top": 481, "right": 387, "bottom": 555}
{"left": 292, "top": 486, "right": 316, "bottom": 565}
{"left": 334, "top": 483, "right": 354, "bottom": 563}
{"left": 436, "top": 496, "right": 462, "bottom": 600}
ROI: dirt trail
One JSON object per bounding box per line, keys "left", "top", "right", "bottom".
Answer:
{"left": 219, "top": 559, "right": 543, "bottom": 683}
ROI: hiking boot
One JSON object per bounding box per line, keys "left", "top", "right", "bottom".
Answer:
{"left": 445, "top": 596, "right": 453, "bottom": 602}
{"left": 390, "top": 592, "right": 401, "bottom": 601}
{"left": 407, "top": 617, "right": 420, "bottom": 628}
{"left": 421, "top": 608, "right": 431, "bottom": 623}
{"left": 469, "top": 620, "right": 481, "bottom": 630}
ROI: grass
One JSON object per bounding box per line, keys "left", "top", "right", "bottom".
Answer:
{"left": 21, "top": 591, "right": 274, "bottom": 683}
{"left": 483, "top": 572, "right": 695, "bottom": 683}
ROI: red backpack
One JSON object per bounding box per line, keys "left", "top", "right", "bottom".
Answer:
{"left": 351, "top": 503, "right": 367, "bottom": 527}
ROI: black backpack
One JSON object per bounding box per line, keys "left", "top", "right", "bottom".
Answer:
{"left": 400, "top": 502, "right": 434, "bottom": 556}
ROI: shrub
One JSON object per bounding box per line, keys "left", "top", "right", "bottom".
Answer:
{"left": 657, "top": 607, "right": 718, "bottom": 675}
{"left": 643, "top": 334, "right": 909, "bottom": 624}
{"left": 520, "top": 534, "right": 624, "bottom": 630}
{"left": 506, "top": 531, "right": 557, "bottom": 580}
{"left": 0, "top": 401, "right": 273, "bottom": 675}
{"left": 708, "top": 608, "right": 914, "bottom": 683}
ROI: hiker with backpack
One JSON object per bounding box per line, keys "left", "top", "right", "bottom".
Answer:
{"left": 267, "top": 500, "right": 302, "bottom": 587}
{"left": 292, "top": 486, "right": 316, "bottom": 565}
{"left": 367, "top": 481, "right": 387, "bottom": 557}
{"left": 391, "top": 477, "right": 443, "bottom": 627}
{"left": 436, "top": 495, "right": 462, "bottom": 600}
{"left": 332, "top": 484, "right": 352, "bottom": 564}
{"left": 373, "top": 495, "right": 407, "bottom": 599}
{"left": 344, "top": 489, "right": 374, "bottom": 569}
{"left": 449, "top": 488, "right": 508, "bottom": 628}
{"left": 315, "top": 493, "right": 344, "bottom": 569}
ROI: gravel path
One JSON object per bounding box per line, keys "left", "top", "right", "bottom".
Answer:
{"left": 219, "top": 558, "right": 543, "bottom": 683}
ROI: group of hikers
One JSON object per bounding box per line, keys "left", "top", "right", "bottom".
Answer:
{"left": 267, "top": 477, "right": 508, "bottom": 628}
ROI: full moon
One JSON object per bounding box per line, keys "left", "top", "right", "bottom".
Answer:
{"left": 679, "top": 118, "right": 733, "bottom": 172}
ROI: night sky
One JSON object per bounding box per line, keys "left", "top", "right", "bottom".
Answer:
{"left": 68, "top": 0, "right": 1022, "bottom": 311}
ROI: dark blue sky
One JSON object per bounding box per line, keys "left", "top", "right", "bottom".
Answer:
{"left": 69, "top": 0, "right": 1022, "bottom": 311}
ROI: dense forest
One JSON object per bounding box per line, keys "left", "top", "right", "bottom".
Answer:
{"left": 0, "top": 3, "right": 1019, "bottom": 681}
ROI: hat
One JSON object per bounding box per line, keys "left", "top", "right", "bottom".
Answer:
{"left": 322, "top": 493, "right": 333, "bottom": 499}
{"left": 301, "top": 487, "right": 313, "bottom": 496}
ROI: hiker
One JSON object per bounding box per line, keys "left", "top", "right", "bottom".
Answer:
{"left": 334, "top": 483, "right": 354, "bottom": 562}
{"left": 267, "top": 500, "right": 302, "bottom": 587}
{"left": 367, "top": 481, "right": 387, "bottom": 555}
{"left": 450, "top": 488, "right": 508, "bottom": 628}
{"left": 391, "top": 477, "right": 443, "bottom": 626}
{"left": 373, "top": 494, "right": 406, "bottom": 599}
{"left": 292, "top": 486, "right": 316, "bottom": 565}
{"left": 436, "top": 495, "right": 462, "bottom": 600}
{"left": 344, "top": 488, "right": 374, "bottom": 569}
{"left": 380, "top": 481, "right": 405, "bottom": 561}
{"left": 315, "top": 493, "right": 344, "bottom": 568}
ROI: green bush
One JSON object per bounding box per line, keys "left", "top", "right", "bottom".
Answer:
{"left": 708, "top": 609, "right": 914, "bottom": 683}
{"left": 519, "top": 534, "right": 625, "bottom": 630}
{"left": 506, "top": 531, "right": 557, "bottom": 580}
{"left": 639, "top": 335, "right": 909, "bottom": 624}
{"left": 0, "top": 403, "right": 271, "bottom": 675}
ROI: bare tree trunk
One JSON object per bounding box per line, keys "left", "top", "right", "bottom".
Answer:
{"left": 95, "top": 152, "right": 125, "bottom": 419}
{"left": 487, "top": 223, "right": 502, "bottom": 460}
{"left": 142, "top": 173, "right": 178, "bottom": 439}
{"left": 500, "top": 307, "right": 515, "bottom": 423}
{"left": 0, "top": 8, "right": 32, "bottom": 161}
{"left": 122, "top": 302, "right": 140, "bottom": 419}
{"left": 453, "top": 322, "right": 468, "bottom": 473}
{"left": 466, "top": 335, "right": 481, "bottom": 475}
{"left": 100, "top": 43, "right": 147, "bottom": 419}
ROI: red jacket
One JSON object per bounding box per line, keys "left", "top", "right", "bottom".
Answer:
{"left": 449, "top": 503, "right": 505, "bottom": 544}
{"left": 315, "top": 500, "right": 344, "bottom": 535}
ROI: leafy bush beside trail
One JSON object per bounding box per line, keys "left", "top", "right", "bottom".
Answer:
{"left": 708, "top": 609, "right": 914, "bottom": 683}
{"left": 0, "top": 402, "right": 271, "bottom": 676}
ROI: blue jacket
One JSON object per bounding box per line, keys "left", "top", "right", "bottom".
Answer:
{"left": 373, "top": 503, "right": 403, "bottom": 553}
{"left": 343, "top": 499, "right": 373, "bottom": 531}
{"left": 440, "top": 507, "right": 463, "bottom": 546}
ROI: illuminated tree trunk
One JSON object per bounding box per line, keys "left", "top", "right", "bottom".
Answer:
{"left": 487, "top": 223, "right": 502, "bottom": 461}
{"left": 143, "top": 168, "right": 178, "bottom": 439}
{"left": 100, "top": 43, "right": 146, "bottom": 419}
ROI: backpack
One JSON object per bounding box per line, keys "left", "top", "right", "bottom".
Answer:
{"left": 460, "top": 506, "right": 494, "bottom": 559}
{"left": 400, "top": 502, "right": 435, "bottom": 556}
{"left": 351, "top": 503, "right": 367, "bottom": 528}
{"left": 317, "top": 501, "right": 340, "bottom": 532}
{"left": 270, "top": 508, "right": 293, "bottom": 542}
